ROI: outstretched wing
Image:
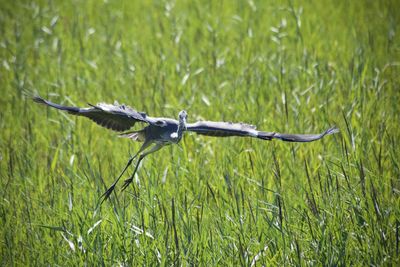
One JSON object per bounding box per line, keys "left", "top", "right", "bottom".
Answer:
{"left": 186, "top": 121, "right": 258, "bottom": 137}
{"left": 33, "top": 96, "right": 149, "bottom": 132}
{"left": 187, "top": 121, "right": 338, "bottom": 143}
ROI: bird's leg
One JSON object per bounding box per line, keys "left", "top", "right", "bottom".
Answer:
{"left": 120, "top": 143, "right": 164, "bottom": 192}
{"left": 99, "top": 154, "right": 137, "bottom": 204}
{"left": 99, "top": 141, "right": 151, "bottom": 204}
{"left": 120, "top": 155, "right": 144, "bottom": 192}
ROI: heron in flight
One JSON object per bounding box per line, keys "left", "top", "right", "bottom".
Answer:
{"left": 33, "top": 96, "right": 338, "bottom": 203}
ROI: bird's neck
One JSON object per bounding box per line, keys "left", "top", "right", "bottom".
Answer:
{"left": 176, "top": 119, "right": 186, "bottom": 141}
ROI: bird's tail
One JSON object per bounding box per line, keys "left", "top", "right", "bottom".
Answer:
{"left": 119, "top": 130, "right": 146, "bottom": 142}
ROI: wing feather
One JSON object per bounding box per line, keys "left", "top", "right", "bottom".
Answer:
{"left": 186, "top": 121, "right": 257, "bottom": 137}
{"left": 33, "top": 96, "right": 149, "bottom": 132}
{"left": 258, "top": 127, "right": 339, "bottom": 142}
{"left": 187, "top": 120, "right": 338, "bottom": 143}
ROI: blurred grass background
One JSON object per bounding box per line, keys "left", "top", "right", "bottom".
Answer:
{"left": 1, "top": 0, "right": 399, "bottom": 265}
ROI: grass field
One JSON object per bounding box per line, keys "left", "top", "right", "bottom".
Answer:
{"left": 1, "top": 0, "right": 400, "bottom": 265}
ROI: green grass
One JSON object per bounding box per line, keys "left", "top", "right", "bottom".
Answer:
{"left": 1, "top": 0, "right": 400, "bottom": 265}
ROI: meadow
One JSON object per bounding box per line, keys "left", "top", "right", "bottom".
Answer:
{"left": 1, "top": 0, "right": 399, "bottom": 265}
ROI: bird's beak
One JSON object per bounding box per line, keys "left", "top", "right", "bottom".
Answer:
{"left": 183, "top": 117, "right": 187, "bottom": 130}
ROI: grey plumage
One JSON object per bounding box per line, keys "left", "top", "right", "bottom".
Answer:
{"left": 33, "top": 97, "right": 148, "bottom": 131}
{"left": 33, "top": 96, "right": 339, "bottom": 204}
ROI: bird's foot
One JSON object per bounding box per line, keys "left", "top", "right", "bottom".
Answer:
{"left": 121, "top": 178, "right": 133, "bottom": 192}
{"left": 99, "top": 183, "right": 116, "bottom": 205}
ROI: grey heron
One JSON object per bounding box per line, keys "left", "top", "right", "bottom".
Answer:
{"left": 33, "top": 96, "right": 338, "bottom": 203}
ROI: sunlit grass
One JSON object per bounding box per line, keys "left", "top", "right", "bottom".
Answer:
{"left": 1, "top": 0, "right": 399, "bottom": 265}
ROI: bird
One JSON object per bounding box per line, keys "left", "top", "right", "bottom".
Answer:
{"left": 32, "top": 95, "right": 339, "bottom": 204}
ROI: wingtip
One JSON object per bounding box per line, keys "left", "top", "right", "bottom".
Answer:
{"left": 22, "top": 90, "right": 45, "bottom": 103}
{"left": 326, "top": 126, "right": 340, "bottom": 135}
{"left": 32, "top": 96, "right": 46, "bottom": 104}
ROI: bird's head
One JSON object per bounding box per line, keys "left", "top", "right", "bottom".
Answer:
{"left": 178, "top": 110, "right": 187, "bottom": 121}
